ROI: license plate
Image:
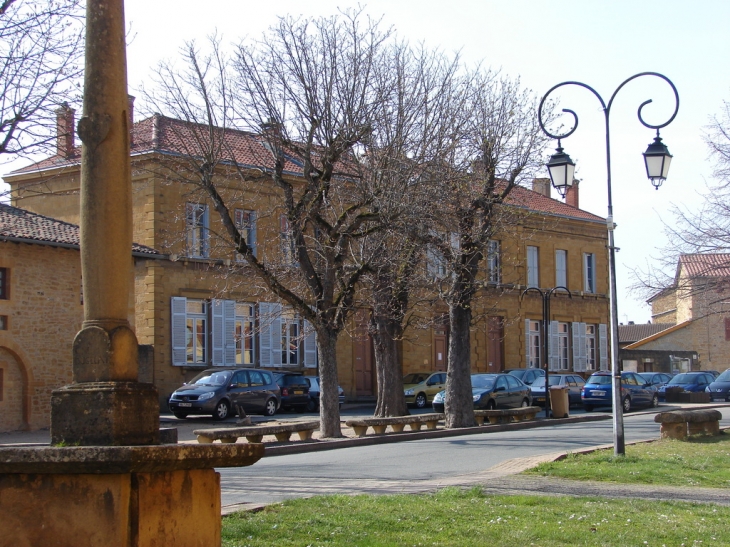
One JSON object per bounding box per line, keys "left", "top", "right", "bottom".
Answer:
{"left": 712, "top": 396, "right": 726, "bottom": 401}
{"left": 294, "top": 390, "right": 303, "bottom": 395}
{"left": 592, "top": 391, "right": 606, "bottom": 396}
{"left": 536, "top": 397, "right": 545, "bottom": 402}
{"left": 178, "top": 402, "right": 192, "bottom": 407}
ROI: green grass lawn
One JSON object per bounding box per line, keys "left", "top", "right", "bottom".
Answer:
{"left": 222, "top": 488, "right": 729, "bottom": 546}
{"left": 526, "top": 433, "right": 730, "bottom": 488}
{"left": 223, "top": 434, "right": 730, "bottom": 546}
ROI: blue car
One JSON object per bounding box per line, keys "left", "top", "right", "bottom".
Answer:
{"left": 657, "top": 371, "right": 715, "bottom": 401}
{"left": 581, "top": 371, "right": 658, "bottom": 413}
{"left": 706, "top": 369, "right": 730, "bottom": 402}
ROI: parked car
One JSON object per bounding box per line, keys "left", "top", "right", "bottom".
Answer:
{"left": 637, "top": 372, "right": 674, "bottom": 390}
{"left": 432, "top": 373, "right": 531, "bottom": 412}
{"left": 530, "top": 374, "right": 585, "bottom": 407}
{"left": 303, "top": 376, "right": 345, "bottom": 411}
{"left": 504, "top": 368, "right": 545, "bottom": 386}
{"left": 657, "top": 371, "right": 715, "bottom": 401}
{"left": 705, "top": 370, "right": 721, "bottom": 378}
{"left": 168, "top": 368, "right": 280, "bottom": 420}
{"left": 272, "top": 372, "right": 310, "bottom": 412}
{"left": 581, "top": 371, "right": 658, "bottom": 412}
{"left": 403, "top": 372, "right": 447, "bottom": 408}
{"left": 706, "top": 368, "right": 730, "bottom": 402}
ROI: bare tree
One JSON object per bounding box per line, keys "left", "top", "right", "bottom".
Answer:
{"left": 0, "top": 0, "right": 83, "bottom": 164}
{"left": 420, "top": 70, "right": 548, "bottom": 428}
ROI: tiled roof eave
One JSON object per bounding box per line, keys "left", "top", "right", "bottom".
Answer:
{"left": 0, "top": 234, "right": 164, "bottom": 258}
{"left": 506, "top": 203, "right": 605, "bottom": 224}
{"left": 623, "top": 319, "right": 694, "bottom": 349}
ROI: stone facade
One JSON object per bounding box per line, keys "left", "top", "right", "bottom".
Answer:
{"left": 0, "top": 241, "right": 82, "bottom": 431}
{"left": 4, "top": 114, "right": 613, "bottom": 416}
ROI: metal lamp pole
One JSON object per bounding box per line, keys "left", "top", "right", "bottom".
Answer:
{"left": 537, "top": 73, "right": 679, "bottom": 456}
{"left": 522, "top": 287, "right": 571, "bottom": 418}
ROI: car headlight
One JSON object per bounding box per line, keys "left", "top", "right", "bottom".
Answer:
{"left": 705, "top": 386, "right": 711, "bottom": 392}
{"left": 473, "top": 394, "right": 481, "bottom": 402}
{"left": 404, "top": 389, "right": 414, "bottom": 396}
{"left": 198, "top": 392, "right": 215, "bottom": 401}
{"left": 433, "top": 392, "right": 444, "bottom": 403}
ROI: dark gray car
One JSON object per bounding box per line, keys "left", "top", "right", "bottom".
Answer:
{"left": 168, "top": 368, "right": 281, "bottom": 420}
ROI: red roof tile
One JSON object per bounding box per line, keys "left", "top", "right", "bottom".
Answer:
{"left": 678, "top": 253, "right": 730, "bottom": 278}
{"left": 0, "top": 203, "right": 160, "bottom": 256}
{"left": 9, "top": 115, "right": 603, "bottom": 222}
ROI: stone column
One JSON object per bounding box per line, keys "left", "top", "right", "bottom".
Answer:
{"left": 51, "top": 0, "right": 159, "bottom": 446}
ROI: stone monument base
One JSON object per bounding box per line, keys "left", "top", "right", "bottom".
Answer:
{"left": 51, "top": 381, "right": 160, "bottom": 446}
{"left": 0, "top": 444, "right": 264, "bottom": 547}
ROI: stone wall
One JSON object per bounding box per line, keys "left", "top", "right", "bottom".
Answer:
{"left": 0, "top": 241, "right": 82, "bottom": 431}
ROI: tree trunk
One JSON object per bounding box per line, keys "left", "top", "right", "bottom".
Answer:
{"left": 372, "top": 316, "right": 408, "bottom": 417}
{"left": 317, "top": 329, "right": 343, "bottom": 438}
{"left": 444, "top": 301, "right": 476, "bottom": 428}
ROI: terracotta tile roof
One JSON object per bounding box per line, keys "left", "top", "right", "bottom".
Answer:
{"left": 0, "top": 203, "right": 160, "bottom": 256}
{"left": 678, "top": 253, "right": 730, "bottom": 278}
{"left": 8, "top": 115, "right": 603, "bottom": 222}
{"left": 622, "top": 320, "right": 692, "bottom": 349}
{"left": 618, "top": 322, "right": 675, "bottom": 343}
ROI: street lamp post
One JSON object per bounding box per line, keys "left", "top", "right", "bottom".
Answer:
{"left": 521, "top": 287, "right": 572, "bottom": 418}
{"left": 537, "top": 72, "right": 679, "bottom": 456}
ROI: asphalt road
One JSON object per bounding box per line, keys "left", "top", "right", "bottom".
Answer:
{"left": 218, "top": 407, "right": 730, "bottom": 509}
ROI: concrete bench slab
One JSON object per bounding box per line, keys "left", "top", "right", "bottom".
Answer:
{"left": 473, "top": 406, "right": 541, "bottom": 425}
{"left": 344, "top": 413, "right": 444, "bottom": 437}
{"left": 194, "top": 421, "right": 320, "bottom": 444}
{"left": 654, "top": 410, "right": 722, "bottom": 440}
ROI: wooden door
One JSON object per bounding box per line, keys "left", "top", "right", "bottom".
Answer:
{"left": 487, "top": 316, "right": 504, "bottom": 372}
{"left": 353, "top": 309, "right": 374, "bottom": 396}
{"left": 433, "top": 315, "right": 449, "bottom": 371}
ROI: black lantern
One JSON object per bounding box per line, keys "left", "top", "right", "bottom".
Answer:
{"left": 546, "top": 140, "right": 576, "bottom": 198}
{"left": 643, "top": 132, "right": 673, "bottom": 189}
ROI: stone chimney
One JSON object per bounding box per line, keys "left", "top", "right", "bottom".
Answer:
{"left": 565, "top": 179, "right": 579, "bottom": 208}
{"left": 56, "top": 103, "right": 75, "bottom": 157}
{"left": 128, "top": 94, "right": 135, "bottom": 146}
{"left": 532, "top": 177, "right": 551, "bottom": 197}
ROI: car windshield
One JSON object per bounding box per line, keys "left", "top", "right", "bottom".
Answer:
{"left": 586, "top": 374, "right": 611, "bottom": 385}
{"left": 471, "top": 375, "right": 496, "bottom": 389}
{"left": 507, "top": 370, "right": 526, "bottom": 380}
{"left": 670, "top": 373, "right": 697, "bottom": 384}
{"left": 189, "top": 371, "right": 231, "bottom": 386}
{"left": 716, "top": 369, "right": 730, "bottom": 382}
{"left": 403, "top": 373, "right": 429, "bottom": 384}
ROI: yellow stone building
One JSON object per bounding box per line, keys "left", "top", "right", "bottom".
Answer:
{"left": 3, "top": 107, "right": 612, "bottom": 426}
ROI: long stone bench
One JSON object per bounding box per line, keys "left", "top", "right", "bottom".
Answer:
{"left": 654, "top": 409, "right": 723, "bottom": 440}
{"left": 474, "top": 406, "right": 541, "bottom": 425}
{"left": 194, "top": 420, "right": 320, "bottom": 444}
{"left": 344, "top": 413, "right": 444, "bottom": 437}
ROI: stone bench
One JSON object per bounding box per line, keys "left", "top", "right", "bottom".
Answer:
{"left": 474, "top": 406, "right": 541, "bottom": 425}
{"left": 344, "top": 413, "right": 444, "bottom": 437}
{"left": 654, "top": 409, "right": 723, "bottom": 440}
{"left": 193, "top": 420, "right": 320, "bottom": 444}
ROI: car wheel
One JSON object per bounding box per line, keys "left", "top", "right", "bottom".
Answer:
{"left": 212, "top": 400, "right": 230, "bottom": 421}
{"left": 486, "top": 400, "right": 496, "bottom": 410}
{"left": 415, "top": 393, "right": 427, "bottom": 409}
{"left": 173, "top": 411, "right": 188, "bottom": 419}
{"left": 651, "top": 394, "right": 659, "bottom": 408}
{"left": 583, "top": 405, "right": 593, "bottom": 412}
{"left": 264, "top": 398, "right": 277, "bottom": 417}
{"left": 520, "top": 398, "right": 529, "bottom": 408}
{"left": 622, "top": 396, "right": 631, "bottom": 413}
{"left": 306, "top": 398, "right": 317, "bottom": 412}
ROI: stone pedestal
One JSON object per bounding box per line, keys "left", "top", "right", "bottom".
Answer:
{"left": 0, "top": 444, "right": 264, "bottom": 547}
{"left": 51, "top": 381, "right": 159, "bottom": 446}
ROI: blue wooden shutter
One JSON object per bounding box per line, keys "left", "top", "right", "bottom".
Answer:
{"left": 171, "top": 297, "right": 187, "bottom": 366}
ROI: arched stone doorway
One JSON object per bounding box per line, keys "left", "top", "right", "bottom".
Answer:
{"left": 0, "top": 347, "right": 29, "bottom": 431}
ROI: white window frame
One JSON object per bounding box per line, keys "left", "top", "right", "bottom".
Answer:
{"left": 487, "top": 239, "right": 501, "bottom": 284}
{"left": 235, "top": 302, "right": 255, "bottom": 365}
{"left": 584, "top": 252, "right": 596, "bottom": 293}
{"left": 555, "top": 249, "right": 567, "bottom": 288}
{"left": 525, "top": 319, "right": 541, "bottom": 369}
{"left": 235, "top": 209, "right": 257, "bottom": 260}
{"left": 186, "top": 202, "right": 209, "bottom": 258}
{"left": 527, "top": 246, "right": 539, "bottom": 288}
{"left": 585, "top": 324, "right": 597, "bottom": 370}
{"left": 259, "top": 302, "right": 318, "bottom": 368}
{"left": 557, "top": 322, "right": 570, "bottom": 370}
{"left": 171, "top": 297, "right": 237, "bottom": 367}
{"left": 571, "top": 321, "right": 587, "bottom": 372}
{"left": 280, "top": 215, "right": 297, "bottom": 266}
